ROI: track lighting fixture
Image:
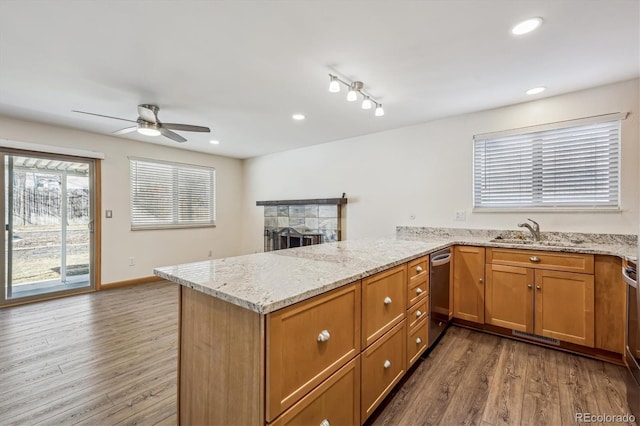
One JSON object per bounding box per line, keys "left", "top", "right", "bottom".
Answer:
{"left": 328, "top": 74, "right": 385, "bottom": 117}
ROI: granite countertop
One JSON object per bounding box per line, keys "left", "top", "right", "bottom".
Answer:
{"left": 153, "top": 227, "right": 637, "bottom": 315}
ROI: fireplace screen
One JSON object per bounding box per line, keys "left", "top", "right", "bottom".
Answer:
{"left": 264, "top": 227, "right": 323, "bottom": 251}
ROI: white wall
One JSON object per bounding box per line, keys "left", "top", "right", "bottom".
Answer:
{"left": 242, "top": 79, "right": 640, "bottom": 253}
{"left": 0, "top": 116, "right": 244, "bottom": 284}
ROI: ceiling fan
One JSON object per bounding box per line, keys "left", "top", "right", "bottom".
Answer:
{"left": 72, "top": 104, "right": 210, "bottom": 143}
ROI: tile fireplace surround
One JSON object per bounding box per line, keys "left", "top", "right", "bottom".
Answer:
{"left": 257, "top": 198, "right": 347, "bottom": 251}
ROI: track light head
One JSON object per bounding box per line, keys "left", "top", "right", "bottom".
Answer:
{"left": 362, "top": 96, "right": 372, "bottom": 110}
{"left": 328, "top": 75, "right": 340, "bottom": 93}
{"left": 375, "top": 104, "right": 384, "bottom": 116}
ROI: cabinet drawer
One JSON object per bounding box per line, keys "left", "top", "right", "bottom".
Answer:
{"left": 407, "top": 267, "right": 429, "bottom": 308}
{"left": 407, "top": 318, "right": 428, "bottom": 368}
{"left": 270, "top": 356, "right": 360, "bottom": 426}
{"left": 361, "top": 320, "right": 406, "bottom": 422}
{"left": 407, "top": 296, "right": 428, "bottom": 329}
{"left": 408, "top": 256, "right": 428, "bottom": 287}
{"left": 488, "top": 248, "right": 594, "bottom": 274}
{"left": 362, "top": 265, "right": 407, "bottom": 348}
{"left": 267, "top": 282, "right": 361, "bottom": 421}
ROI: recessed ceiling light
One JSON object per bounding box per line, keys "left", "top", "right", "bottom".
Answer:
{"left": 526, "top": 86, "right": 546, "bottom": 95}
{"left": 512, "top": 17, "right": 543, "bottom": 35}
{"left": 292, "top": 114, "right": 305, "bottom": 120}
{"left": 209, "top": 140, "right": 220, "bottom": 145}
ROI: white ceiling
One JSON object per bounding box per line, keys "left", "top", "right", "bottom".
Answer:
{"left": 0, "top": 1, "right": 638, "bottom": 159}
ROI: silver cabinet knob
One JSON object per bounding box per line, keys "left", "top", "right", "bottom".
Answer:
{"left": 416, "top": 337, "right": 422, "bottom": 345}
{"left": 479, "top": 278, "right": 484, "bottom": 283}
{"left": 384, "top": 296, "right": 392, "bottom": 305}
{"left": 320, "top": 420, "right": 330, "bottom": 426}
{"left": 317, "top": 330, "right": 331, "bottom": 342}
{"left": 416, "top": 310, "right": 422, "bottom": 318}
{"left": 529, "top": 256, "right": 541, "bottom": 263}
{"left": 383, "top": 360, "right": 391, "bottom": 369}
{"left": 536, "top": 285, "right": 541, "bottom": 290}
{"left": 416, "top": 265, "right": 423, "bottom": 273}
{"left": 528, "top": 284, "right": 532, "bottom": 289}
{"left": 416, "top": 287, "right": 423, "bottom": 295}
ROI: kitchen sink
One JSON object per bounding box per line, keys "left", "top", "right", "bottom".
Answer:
{"left": 489, "top": 238, "right": 586, "bottom": 247}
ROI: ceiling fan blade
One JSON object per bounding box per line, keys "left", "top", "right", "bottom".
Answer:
{"left": 138, "top": 104, "right": 158, "bottom": 123}
{"left": 72, "top": 110, "right": 136, "bottom": 123}
{"left": 159, "top": 127, "right": 187, "bottom": 143}
{"left": 113, "top": 126, "right": 138, "bottom": 135}
{"left": 161, "top": 123, "right": 211, "bottom": 133}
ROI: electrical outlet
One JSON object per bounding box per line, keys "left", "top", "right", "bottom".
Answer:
{"left": 128, "top": 257, "right": 135, "bottom": 266}
{"left": 208, "top": 250, "right": 213, "bottom": 257}
{"left": 409, "top": 214, "right": 416, "bottom": 221}
{"left": 454, "top": 210, "right": 466, "bottom": 221}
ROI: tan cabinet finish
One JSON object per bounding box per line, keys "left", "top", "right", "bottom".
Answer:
{"left": 407, "top": 256, "right": 429, "bottom": 307}
{"left": 407, "top": 318, "right": 428, "bottom": 368}
{"left": 361, "top": 320, "right": 407, "bottom": 421}
{"left": 488, "top": 248, "right": 594, "bottom": 274}
{"left": 270, "top": 356, "right": 361, "bottom": 426}
{"left": 534, "top": 270, "right": 595, "bottom": 347}
{"left": 362, "top": 265, "right": 407, "bottom": 348}
{"left": 407, "top": 296, "right": 428, "bottom": 329}
{"left": 267, "top": 282, "right": 361, "bottom": 421}
{"left": 485, "top": 264, "right": 533, "bottom": 333}
{"left": 485, "top": 248, "right": 595, "bottom": 348}
{"left": 453, "top": 246, "right": 485, "bottom": 323}
{"left": 594, "top": 255, "right": 626, "bottom": 354}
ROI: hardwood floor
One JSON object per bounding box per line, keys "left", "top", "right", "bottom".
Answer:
{"left": 0, "top": 281, "right": 178, "bottom": 426}
{"left": 369, "top": 326, "right": 636, "bottom": 426}
{"left": 0, "top": 282, "right": 635, "bottom": 425}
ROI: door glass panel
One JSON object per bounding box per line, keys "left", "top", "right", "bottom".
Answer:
{"left": 3, "top": 154, "right": 93, "bottom": 301}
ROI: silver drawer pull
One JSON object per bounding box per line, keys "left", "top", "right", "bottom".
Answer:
{"left": 416, "top": 265, "right": 423, "bottom": 273}
{"left": 416, "top": 287, "right": 423, "bottom": 295}
{"left": 320, "top": 420, "right": 330, "bottom": 426}
{"left": 529, "top": 256, "right": 541, "bottom": 263}
{"left": 416, "top": 337, "right": 422, "bottom": 345}
{"left": 317, "top": 330, "right": 331, "bottom": 342}
{"left": 384, "top": 296, "right": 392, "bottom": 305}
{"left": 383, "top": 359, "right": 391, "bottom": 369}
{"left": 416, "top": 310, "right": 422, "bottom": 318}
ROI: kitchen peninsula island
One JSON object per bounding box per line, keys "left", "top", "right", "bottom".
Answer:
{"left": 154, "top": 228, "right": 636, "bottom": 425}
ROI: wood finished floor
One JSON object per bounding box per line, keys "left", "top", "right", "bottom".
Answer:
{"left": 0, "top": 281, "right": 635, "bottom": 425}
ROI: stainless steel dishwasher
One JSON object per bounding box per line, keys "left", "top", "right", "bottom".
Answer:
{"left": 429, "top": 247, "right": 451, "bottom": 346}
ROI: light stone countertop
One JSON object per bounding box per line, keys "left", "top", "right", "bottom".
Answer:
{"left": 154, "top": 228, "right": 638, "bottom": 315}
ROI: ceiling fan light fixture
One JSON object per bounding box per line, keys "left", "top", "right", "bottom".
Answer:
{"left": 137, "top": 121, "right": 161, "bottom": 137}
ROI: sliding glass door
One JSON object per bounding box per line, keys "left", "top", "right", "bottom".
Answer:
{"left": 1, "top": 151, "right": 96, "bottom": 304}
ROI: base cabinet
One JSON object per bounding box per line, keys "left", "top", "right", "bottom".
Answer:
{"left": 270, "top": 357, "right": 361, "bottom": 426}
{"left": 486, "top": 248, "right": 595, "bottom": 348}
{"left": 453, "top": 246, "right": 485, "bottom": 323}
{"left": 361, "top": 320, "right": 406, "bottom": 421}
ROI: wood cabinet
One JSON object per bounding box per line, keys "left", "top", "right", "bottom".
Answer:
{"left": 406, "top": 256, "right": 429, "bottom": 369}
{"left": 594, "top": 255, "right": 626, "bottom": 354}
{"left": 485, "top": 264, "right": 533, "bottom": 332}
{"left": 486, "top": 248, "right": 595, "bottom": 348}
{"left": 267, "top": 282, "right": 361, "bottom": 421}
{"left": 271, "top": 356, "right": 361, "bottom": 426}
{"left": 453, "top": 246, "right": 485, "bottom": 323}
{"left": 361, "top": 320, "right": 406, "bottom": 421}
{"left": 362, "top": 264, "right": 407, "bottom": 348}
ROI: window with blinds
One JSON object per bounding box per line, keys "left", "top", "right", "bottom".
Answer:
{"left": 473, "top": 119, "right": 620, "bottom": 209}
{"left": 130, "top": 158, "right": 216, "bottom": 230}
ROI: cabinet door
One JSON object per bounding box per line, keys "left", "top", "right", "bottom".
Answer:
{"left": 534, "top": 270, "right": 595, "bottom": 347}
{"left": 485, "top": 264, "right": 533, "bottom": 333}
{"left": 453, "top": 246, "right": 485, "bottom": 323}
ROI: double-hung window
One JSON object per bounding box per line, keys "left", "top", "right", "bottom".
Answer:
{"left": 473, "top": 114, "right": 624, "bottom": 210}
{"left": 130, "top": 157, "right": 216, "bottom": 230}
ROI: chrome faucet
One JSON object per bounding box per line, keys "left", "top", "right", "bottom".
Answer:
{"left": 518, "top": 218, "right": 541, "bottom": 242}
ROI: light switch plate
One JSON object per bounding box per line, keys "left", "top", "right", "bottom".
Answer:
{"left": 106, "top": 210, "right": 113, "bottom": 218}
{"left": 454, "top": 210, "right": 466, "bottom": 221}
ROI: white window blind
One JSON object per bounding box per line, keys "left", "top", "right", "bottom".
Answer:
{"left": 130, "top": 158, "right": 216, "bottom": 230}
{"left": 474, "top": 119, "right": 620, "bottom": 209}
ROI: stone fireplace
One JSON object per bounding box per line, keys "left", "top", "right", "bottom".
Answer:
{"left": 257, "top": 197, "right": 347, "bottom": 251}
